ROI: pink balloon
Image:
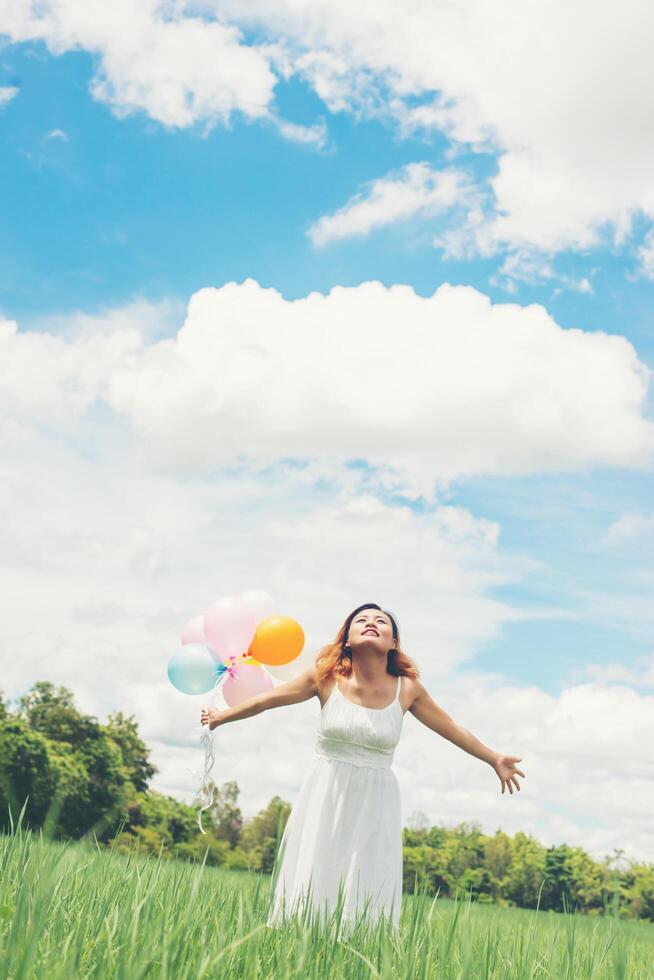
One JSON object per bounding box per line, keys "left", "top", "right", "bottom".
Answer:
{"left": 203, "top": 596, "right": 258, "bottom": 660}
{"left": 181, "top": 615, "right": 206, "bottom": 645}
{"left": 222, "top": 663, "right": 273, "bottom": 707}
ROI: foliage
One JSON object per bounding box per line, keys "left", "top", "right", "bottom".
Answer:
{"left": 102, "top": 710, "right": 157, "bottom": 793}
{"left": 1, "top": 683, "right": 136, "bottom": 840}
{"left": 240, "top": 795, "right": 292, "bottom": 873}
{"left": 17, "top": 681, "right": 95, "bottom": 744}
{"left": 0, "top": 718, "right": 58, "bottom": 831}
{"left": 209, "top": 779, "right": 244, "bottom": 847}
{"left": 2, "top": 682, "right": 132, "bottom": 841}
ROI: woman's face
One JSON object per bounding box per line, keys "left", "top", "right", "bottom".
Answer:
{"left": 348, "top": 608, "right": 395, "bottom": 652}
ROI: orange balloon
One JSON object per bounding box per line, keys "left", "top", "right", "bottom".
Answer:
{"left": 249, "top": 615, "right": 305, "bottom": 666}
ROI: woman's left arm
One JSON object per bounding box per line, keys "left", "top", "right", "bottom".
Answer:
{"left": 407, "top": 679, "right": 526, "bottom": 795}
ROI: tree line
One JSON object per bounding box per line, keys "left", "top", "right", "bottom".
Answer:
{"left": 1, "top": 682, "right": 652, "bottom": 921}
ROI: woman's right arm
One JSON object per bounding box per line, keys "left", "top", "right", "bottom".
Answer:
{"left": 201, "top": 667, "right": 318, "bottom": 729}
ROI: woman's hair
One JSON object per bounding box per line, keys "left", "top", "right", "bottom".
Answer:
{"left": 314, "top": 602, "right": 421, "bottom": 683}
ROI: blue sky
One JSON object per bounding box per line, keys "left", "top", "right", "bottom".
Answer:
{"left": 2, "top": 5, "right": 654, "bottom": 859}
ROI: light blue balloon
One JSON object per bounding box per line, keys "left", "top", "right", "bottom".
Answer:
{"left": 167, "top": 644, "right": 226, "bottom": 695}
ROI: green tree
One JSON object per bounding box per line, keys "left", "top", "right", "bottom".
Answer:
{"left": 483, "top": 830, "right": 513, "bottom": 882}
{"left": 7, "top": 682, "right": 130, "bottom": 840}
{"left": 240, "top": 796, "right": 291, "bottom": 873}
{"left": 140, "top": 790, "right": 199, "bottom": 844}
{"left": 440, "top": 822, "right": 486, "bottom": 896}
{"left": 210, "top": 780, "right": 244, "bottom": 848}
{"left": 623, "top": 864, "right": 654, "bottom": 922}
{"left": 0, "top": 717, "right": 57, "bottom": 830}
{"left": 542, "top": 844, "right": 576, "bottom": 912}
{"left": 567, "top": 845, "right": 611, "bottom": 913}
{"left": 17, "top": 681, "right": 97, "bottom": 744}
{"left": 108, "top": 789, "right": 233, "bottom": 867}
{"left": 102, "top": 711, "right": 157, "bottom": 793}
{"left": 504, "top": 832, "right": 547, "bottom": 909}
{"left": 44, "top": 741, "right": 92, "bottom": 838}
{"left": 402, "top": 825, "right": 448, "bottom": 850}
{"left": 402, "top": 844, "right": 451, "bottom": 897}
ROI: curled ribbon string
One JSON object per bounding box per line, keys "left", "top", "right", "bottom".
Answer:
{"left": 188, "top": 658, "right": 241, "bottom": 834}
{"left": 194, "top": 724, "right": 216, "bottom": 835}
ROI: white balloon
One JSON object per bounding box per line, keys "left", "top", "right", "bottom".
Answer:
{"left": 239, "top": 589, "right": 279, "bottom": 623}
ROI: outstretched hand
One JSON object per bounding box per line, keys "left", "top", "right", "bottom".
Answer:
{"left": 493, "top": 755, "right": 525, "bottom": 795}
{"left": 200, "top": 706, "right": 223, "bottom": 731}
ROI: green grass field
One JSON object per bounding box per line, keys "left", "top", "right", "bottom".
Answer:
{"left": 1, "top": 826, "right": 653, "bottom": 979}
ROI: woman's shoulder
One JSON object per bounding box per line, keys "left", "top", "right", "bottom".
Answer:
{"left": 397, "top": 672, "right": 424, "bottom": 710}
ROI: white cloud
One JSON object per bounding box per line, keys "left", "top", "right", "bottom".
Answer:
{"left": 501, "top": 251, "right": 555, "bottom": 286}
{"left": 635, "top": 227, "right": 654, "bottom": 280}
{"left": 0, "top": 295, "right": 186, "bottom": 426}
{"left": 489, "top": 250, "right": 596, "bottom": 295}
{"left": 45, "top": 127, "right": 68, "bottom": 140}
{"left": 294, "top": 48, "right": 387, "bottom": 118}
{"left": 0, "top": 85, "right": 19, "bottom": 106}
{"left": 606, "top": 510, "right": 654, "bottom": 543}
{"left": 1, "top": 0, "right": 277, "bottom": 129}
{"left": 307, "top": 163, "right": 477, "bottom": 247}
{"left": 213, "top": 0, "right": 654, "bottom": 256}
{"left": 4, "top": 280, "right": 651, "bottom": 491}
{"left": 0, "top": 315, "right": 139, "bottom": 423}
{"left": 582, "top": 655, "right": 654, "bottom": 689}
{"left": 274, "top": 116, "right": 327, "bottom": 149}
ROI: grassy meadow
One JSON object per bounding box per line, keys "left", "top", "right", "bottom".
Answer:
{"left": 1, "top": 823, "right": 653, "bottom": 980}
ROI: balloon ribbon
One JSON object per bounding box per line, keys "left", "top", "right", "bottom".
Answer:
{"left": 190, "top": 661, "right": 239, "bottom": 834}
{"left": 194, "top": 723, "right": 216, "bottom": 834}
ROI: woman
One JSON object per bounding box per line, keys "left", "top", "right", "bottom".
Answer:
{"left": 200, "top": 602, "right": 525, "bottom": 934}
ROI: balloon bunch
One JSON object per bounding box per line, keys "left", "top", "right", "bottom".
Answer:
{"left": 166, "top": 589, "right": 305, "bottom": 832}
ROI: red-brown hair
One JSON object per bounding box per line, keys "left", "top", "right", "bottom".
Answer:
{"left": 314, "top": 603, "right": 421, "bottom": 684}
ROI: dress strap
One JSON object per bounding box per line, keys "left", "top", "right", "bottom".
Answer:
{"left": 394, "top": 674, "right": 402, "bottom": 702}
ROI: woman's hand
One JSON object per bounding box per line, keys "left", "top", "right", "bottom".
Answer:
{"left": 200, "top": 706, "right": 224, "bottom": 731}
{"left": 492, "top": 755, "right": 525, "bottom": 795}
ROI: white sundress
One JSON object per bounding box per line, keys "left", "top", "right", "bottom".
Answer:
{"left": 266, "top": 673, "right": 405, "bottom": 934}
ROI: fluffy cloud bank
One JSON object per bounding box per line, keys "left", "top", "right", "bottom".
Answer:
{"left": 2, "top": 280, "right": 652, "bottom": 494}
